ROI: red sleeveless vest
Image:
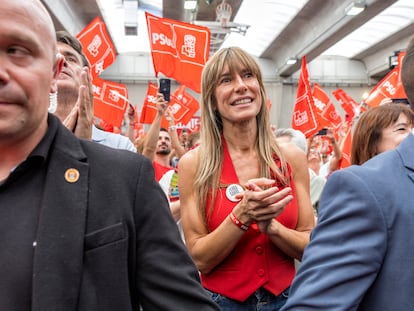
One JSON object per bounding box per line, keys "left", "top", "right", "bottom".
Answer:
{"left": 201, "top": 139, "right": 298, "bottom": 301}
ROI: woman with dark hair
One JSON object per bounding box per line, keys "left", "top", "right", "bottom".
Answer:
{"left": 351, "top": 103, "right": 414, "bottom": 165}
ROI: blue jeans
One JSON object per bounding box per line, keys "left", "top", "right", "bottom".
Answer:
{"left": 205, "top": 287, "right": 289, "bottom": 311}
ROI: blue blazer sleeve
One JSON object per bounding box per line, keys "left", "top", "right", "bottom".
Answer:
{"left": 282, "top": 166, "right": 388, "bottom": 310}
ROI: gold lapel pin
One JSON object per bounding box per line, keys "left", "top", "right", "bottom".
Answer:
{"left": 64, "top": 168, "right": 80, "bottom": 183}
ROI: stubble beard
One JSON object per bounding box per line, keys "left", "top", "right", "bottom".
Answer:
{"left": 156, "top": 148, "right": 171, "bottom": 156}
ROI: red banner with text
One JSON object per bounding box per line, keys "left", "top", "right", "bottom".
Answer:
{"left": 312, "top": 83, "right": 343, "bottom": 132}
{"left": 146, "top": 12, "right": 210, "bottom": 93}
{"left": 291, "top": 56, "right": 321, "bottom": 138}
{"left": 77, "top": 16, "right": 116, "bottom": 78}
{"left": 92, "top": 77, "right": 128, "bottom": 128}
{"left": 364, "top": 51, "right": 407, "bottom": 108}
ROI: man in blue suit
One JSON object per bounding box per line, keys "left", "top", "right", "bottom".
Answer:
{"left": 281, "top": 38, "right": 414, "bottom": 310}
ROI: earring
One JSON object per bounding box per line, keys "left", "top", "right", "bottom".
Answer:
{"left": 49, "top": 91, "right": 58, "bottom": 113}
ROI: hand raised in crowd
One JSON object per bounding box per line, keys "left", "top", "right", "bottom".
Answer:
{"left": 63, "top": 67, "right": 94, "bottom": 140}
{"left": 156, "top": 93, "right": 169, "bottom": 116}
{"left": 126, "top": 103, "right": 137, "bottom": 142}
{"left": 127, "top": 103, "right": 136, "bottom": 125}
{"left": 325, "top": 127, "right": 335, "bottom": 142}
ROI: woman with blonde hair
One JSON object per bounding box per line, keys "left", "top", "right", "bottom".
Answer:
{"left": 178, "top": 47, "right": 314, "bottom": 310}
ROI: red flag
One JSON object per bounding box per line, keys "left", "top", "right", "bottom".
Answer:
{"left": 291, "top": 56, "right": 320, "bottom": 138}
{"left": 312, "top": 83, "right": 343, "bottom": 131}
{"left": 139, "top": 83, "right": 170, "bottom": 128}
{"left": 176, "top": 116, "right": 201, "bottom": 132}
{"left": 364, "top": 51, "right": 407, "bottom": 108}
{"left": 145, "top": 12, "right": 210, "bottom": 93}
{"left": 140, "top": 83, "right": 200, "bottom": 127}
{"left": 168, "top": 85, "right": 200, "bottom": 125}
{"left": 338, "top": 125, "right": 352, "bottom": 169}
{"left": 332, "top": 88, "right": 364, "bottom": 120}
{"left": 97, "top": 119, "right": 114, "bottom": 132}
{"left": 92, "top": 77, "right": 128, "bottom": 128}
{"left": 76, "top": 16, "right": 116, "bottom": 77}
{"left": 133, "top": 122, "right": 145, "bottom": 141}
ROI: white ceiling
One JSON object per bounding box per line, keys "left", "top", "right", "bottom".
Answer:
{"left": 323, "top": 0, "right": 414, "bottom": 58}
{"left": 41, "top": 0, "right": 414, "bottom": 79}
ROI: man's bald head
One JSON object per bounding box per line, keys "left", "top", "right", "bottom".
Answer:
{"left": 0, "top": 0, "right": 64, "bottom": 145}
{"left": 0, "top": 0, "right": 57, "bottom": 57}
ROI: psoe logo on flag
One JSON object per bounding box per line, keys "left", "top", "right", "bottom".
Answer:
{"left": 293, "top": 110, "right": 309, "bottom": 127}
{"left": 151, "top": 32, "right": 176, "bottom": 49}
{"left": 313, "top": 97, "right": 326, "bottom": 111}
{"left": 328, "top": 111, "right": 339, "bottom": 120}
{"left": 181, "top": 34, "right": 196, "bottom": 58}
{"left": 94, "top": 60, "right": 105, "bottom": 76}
{"left": 168, "top": 103, "right": 182, "bottom": 114}
{"left": 146, "top": 94, "right": 157, "bottom": 104}
{"left": 381, "top": 78, "right": 397, "bottom": 96}
{"left": 102, "top": 85, "right": 127, "bottom": 111}
{"left": 92, "top": 84, "right": 102, "bottom": 97}
{"left": 168, "top": 102, "right": 190, "bottom": 120}
{"left": 108, "top": 91, "right": 120, "bottom": 102}
{"left": 88, "top": 34, "right": 102, "bottom": 57}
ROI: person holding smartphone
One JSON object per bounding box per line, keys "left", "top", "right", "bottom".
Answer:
{"left": 141, "top": 84, "right": 186, "bottom": 224}
{"left": 307, "top": 127, "right": 342, "bottom": 179}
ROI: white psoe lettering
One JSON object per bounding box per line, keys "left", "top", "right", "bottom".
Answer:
{"left": 152, "top": 33, "right": 176, "bottom": 48}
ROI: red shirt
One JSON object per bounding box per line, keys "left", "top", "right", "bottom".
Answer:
{"left": 201, "top": 139, "right": 298, "bottom": 301}
{"left": 152, "top": 161, "right": 179, "bottom": 202}
{"left": 152, "top": 161, "right": 173, "bottom": 182}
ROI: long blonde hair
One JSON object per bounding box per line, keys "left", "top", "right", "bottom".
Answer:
{"left": 195, "top": 47, "right": 288, "bottom": 223}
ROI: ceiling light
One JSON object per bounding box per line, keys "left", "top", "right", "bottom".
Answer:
{"left": 184, "top": 0, "right": 198, "bottom": 10}
{"left": 389, "top": 50, "right": 402, "bottom": 69}
{"left": 286, "top": 57, "right": 297, "bottom": 65}
{"left": 124, "top": 0, "right": 138, "bottom": 36}
{"left": 345, "top": 1, "right": 366, "bottom": 16}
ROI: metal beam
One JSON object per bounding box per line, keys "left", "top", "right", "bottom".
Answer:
{"left": 263, "top": 0, "right": 398, "bottom": 77}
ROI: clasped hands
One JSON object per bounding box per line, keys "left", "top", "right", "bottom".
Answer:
{"left": 234, "top": 178, "right": 293, "bottom": 233}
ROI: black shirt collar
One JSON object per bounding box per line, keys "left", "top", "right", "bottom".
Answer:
{"left": 0, "top": 114, "right": 59, "bottom": 187}
{"left": 28, "top": 113, "right": 59, "bottom": 163}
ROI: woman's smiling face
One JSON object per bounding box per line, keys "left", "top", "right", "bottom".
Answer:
{"left": 214, "top": 63, "right": 261, "bottom": 124}
{"left": 376, "top": 112, "right": 413, "bottom": 154}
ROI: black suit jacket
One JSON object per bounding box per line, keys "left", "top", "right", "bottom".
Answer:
{"left": 31, "top": 116, "right": 219, "bottom": 311}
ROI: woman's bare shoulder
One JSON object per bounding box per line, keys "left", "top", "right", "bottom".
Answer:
{"left": 278, "top": 142, "right": 307, "bottom": 168}
{"left": 178, "top": 147, "right": 199, "bottom": 171}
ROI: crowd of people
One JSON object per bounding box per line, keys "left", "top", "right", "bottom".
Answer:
{"left": 2, "top": 0, "right": 414, "bottom": 310}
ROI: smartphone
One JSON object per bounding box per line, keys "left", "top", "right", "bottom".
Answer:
{"left": 316, "top": 128, "right": 327, "bottom": 136}
{"left": 391, "top": 98, "right": 410, "bottom": 106}
{"left": 159, "top": 78, "right": 171, "bottom": 102}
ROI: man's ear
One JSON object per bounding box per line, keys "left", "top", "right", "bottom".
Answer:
{"left": 50, "top": 53, "right": 64, "bottom": 94}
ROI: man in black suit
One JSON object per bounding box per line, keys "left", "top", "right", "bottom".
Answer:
{"left": 0, "top": 0, "right": 219, "bottom": 310}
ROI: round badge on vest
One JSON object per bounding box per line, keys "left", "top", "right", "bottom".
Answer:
{"left": 226, "top": 184, "right": 244, "bottom": 202}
